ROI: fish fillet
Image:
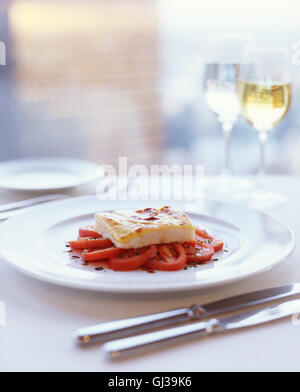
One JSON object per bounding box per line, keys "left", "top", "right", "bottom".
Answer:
{"left": 95, "top": 206, "right": 195, "bottom": 249}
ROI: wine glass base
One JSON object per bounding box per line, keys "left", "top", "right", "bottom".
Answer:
{"left": 205, "top": 176, "right": 254, "bottom": 196}
{"left": 233, "top": 189, "right": 287, "bottom": 210}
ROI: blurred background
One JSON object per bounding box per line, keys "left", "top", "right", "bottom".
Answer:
{"left": 0, "top": 0, "right": 299, "bottom": 174}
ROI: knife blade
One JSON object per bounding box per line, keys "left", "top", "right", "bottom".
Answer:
{"left": 102, "top": 298, "right": 300, "bottom": 359}
{"left": 75, "top": 283, "right": 300, "bottom": 345}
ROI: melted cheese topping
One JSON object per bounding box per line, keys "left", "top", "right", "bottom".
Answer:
{"left": 95, "top": 206, "right": 195, "bottom": 249}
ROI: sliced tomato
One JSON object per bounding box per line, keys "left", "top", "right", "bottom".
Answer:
{"left": 82, "top": 248, "right": 101, "bottom": 254}
{"left": 193, "top": 228, "right": 224, "bottom": 252}
{"left": 108, "top": 245, "right": 158, "bottom": 271}
{"left": 210, "top": 239, "right": 224, "bottom": 252}
{"left": 82, "top": 247, "right": 122, "bottom": 262}
{"left": 145, "top": 243, "right": 187, "bottom": 271}
{"left": 69, "top": 238, "right": 113, "bottom": 250}
{"left": 183, "top": 242, "right": 214, "bottom": 263}
{"left": 189, "top": 238, "right": 224, "bottom": 252}
{"left": 79, "top": 226, "right": 102, "bottom": 238}
{"left": 195, "top": 228, "right": 213, "bottom": 240}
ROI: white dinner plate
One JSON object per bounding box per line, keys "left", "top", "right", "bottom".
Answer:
{"left": 0, "top": 158, "right": 102, "bottom": 192}
{"left": 0, "top": 196, "right": 295, "bottom": 293}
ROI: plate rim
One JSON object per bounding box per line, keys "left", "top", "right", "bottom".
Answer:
{"left": 0, "top": 158, "right": 102, "bottom": 191}
{"left": 0, "top": 196, "right": 296, "bottom": 293}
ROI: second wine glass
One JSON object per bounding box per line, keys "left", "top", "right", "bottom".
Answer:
{"left": 236, "top": 47, "right": 292, "bottom": 209}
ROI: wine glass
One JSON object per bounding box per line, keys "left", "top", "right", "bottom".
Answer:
{"left": 203, "top": 33, "right": 255, "bottom": 194}
{"left": 237, "top": 47, "right": 292, "bottom": 209}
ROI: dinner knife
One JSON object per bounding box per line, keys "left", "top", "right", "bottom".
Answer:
{"left": 102, "top": 298, "right": 300, "bottom": 359}
{"left": 75, "top": 283, "right": 300, "bottom": 345}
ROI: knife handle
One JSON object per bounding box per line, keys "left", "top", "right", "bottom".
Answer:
{"left": 74, "top": 305, "right": 206, "bottom": 345}
{"left": 102, "top": 319, "right": 220, "bottom": 359}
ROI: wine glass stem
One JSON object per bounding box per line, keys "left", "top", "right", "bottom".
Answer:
{"left": 222, "top": 123, "right": 233, "bottom": 176}
{"left": 258, "top": 131, "right": 268, "bottom": 189}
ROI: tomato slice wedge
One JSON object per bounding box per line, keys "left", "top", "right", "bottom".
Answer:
{"left": 189, "top": 238, "right": 224, "bottom": 253}
{"left": 69, "top": 238, "right": 113, "bottom": 250}
{"left": 183, "top": 242, "right": 214, "bottom": 263}
{"left": 145, "top": 243, "right": 187, "bottom": 271}
{"left": 195, "top": 228, "right": 213, "bottom": 240}
{"left": 78, "top": 226, "right": 102, "bottom": 238}
{"left": 209, "top": 239, "right": 224, "bottom": 252}
{"left": 82, "top": 247, "right": 123, "bottom": 262}
{"left": 108, "top": 245, "right": 158, "bottom": 271}
{"left": 193, "top": 228, "right": 224, "bottom": 252}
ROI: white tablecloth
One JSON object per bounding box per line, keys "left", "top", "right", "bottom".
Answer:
{"left": 1, "top": 176, "right": 300, "bottom": 372}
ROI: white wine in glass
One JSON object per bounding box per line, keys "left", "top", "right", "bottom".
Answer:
{"left": 237, "top": 47, "right": 292, "bottom": 209}
{"left": 205, "top": 63, "right": 241, "bottom": 128}
{"left": 203, "top": 33, "right": 255, "bottom": 194}
{"left": 239, "top": 82, "right": 291, "bottom": 132}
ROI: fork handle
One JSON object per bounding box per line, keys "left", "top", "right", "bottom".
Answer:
{"left": 74, "top": 305, "right": 206, "bottom": 345}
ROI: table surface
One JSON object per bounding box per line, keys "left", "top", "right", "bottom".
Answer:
{"left": 1, "top": 175, "right": 300, "bottom": 372}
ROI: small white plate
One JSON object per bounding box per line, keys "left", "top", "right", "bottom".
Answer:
{"left": 0, "top": 197, "right": 295, "bottom": 293}
{"left": 0, "top": 158, "right": 102, "bottom": 192}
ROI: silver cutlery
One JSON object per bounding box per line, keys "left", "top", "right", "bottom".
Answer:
{"left": 0, "top": 177, "right": 136, "bottom": 221}
{"left": 0, "top": 194, "right": 69, "bottom": 213}
{"left": 75, "top": 283, "right": 300, "bottom": 345}
{"left": 0, "top": 208, "right": 46, "bottom": 221}
{"left": 102, "top": 298, "right": 300, "bottom": 359}
{"left": 0, "top": 194, "right": 71, "bottom": 221}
